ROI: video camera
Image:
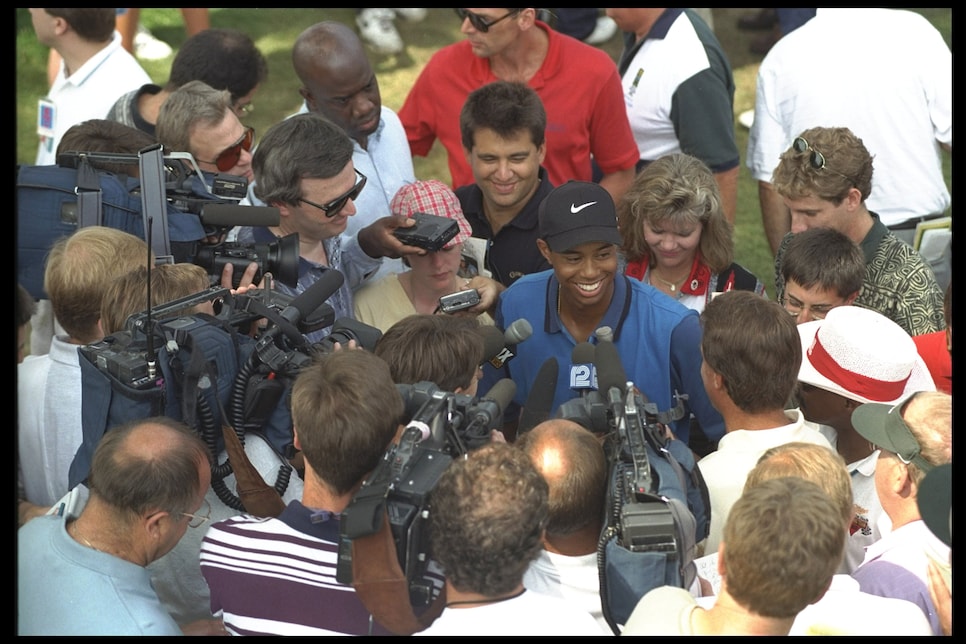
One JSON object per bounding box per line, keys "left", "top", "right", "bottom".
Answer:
{"left": 17, "top": 146, "right": 301, "bottom": 299}
{"left": 335, "top": 378, "right": 517, "bottom": 607}
{"left": 73, "top": 268, "right": 385, "bottom": 511}
{"left": 551, "top": 338, "right": 705, "bottom": 633}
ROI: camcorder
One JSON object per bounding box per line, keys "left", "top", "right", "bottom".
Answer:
{"left": 392, "top": 212, "right": 459, "bottom": 252}
{"left": 17, "top": 147, "right": 301, "bottom": 298}
{"left": 335, "top": 378, "right": 517, "bottom": 607}
{"left": 74, "top": 269, "right": 385, "bottom": 510}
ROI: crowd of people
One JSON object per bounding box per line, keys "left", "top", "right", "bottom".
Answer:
{"left": 17, "top": 8, "right": 952, "bottom": 637}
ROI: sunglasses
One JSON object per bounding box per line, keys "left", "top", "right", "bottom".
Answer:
{"left": 198, "top": 126, "right": 254, "bottom": 172}
{"left": 792, "top": 137, "right": 854, "bottom": 183}
{"left": 300, "top": 169, "right": 367, "bottom": 218}
{"left": 454, "top": 8, "right": 522, "bottom": 33}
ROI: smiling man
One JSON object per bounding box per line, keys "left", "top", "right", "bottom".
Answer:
{"left": 486, "top": 180, "right": 723, "bottom": 449}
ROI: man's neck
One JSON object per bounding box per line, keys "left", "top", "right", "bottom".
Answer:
{"left": 697, "top": 590, "right": 795, "bottom": 636}
{"left": 488, "top": 26, "right": 548, "bottom": 84}
{"left": 543, "top": 524, "right": 600, "bottom": 556}
{"left": 723, "top": 408, "right": 792, "bottom": 433}
{"left": 58, "top": 37, "right": 111, "bottom": 79}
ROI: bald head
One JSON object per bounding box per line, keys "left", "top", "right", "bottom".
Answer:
{"left": 291, "top": 21, "right": 381, "bottom": 145}
{"left": 517, "top": 418, "right": 607, "bottom": 536}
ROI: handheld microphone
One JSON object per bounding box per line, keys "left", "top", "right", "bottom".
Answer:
{"left": 518, "top": 356, "right": 559, "bottom": 435}
{"left": 569, "top": 342, "right": 597, "bottom": 393}
{"left": 595, "top": 338, "right": 629, "bottom": 404}
{"left": 489, "top": 318, "right": 533, "bottom": 368}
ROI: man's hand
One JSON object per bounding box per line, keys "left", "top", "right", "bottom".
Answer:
{"left": 357, "top": 214, "right": 425, "bottom": 260}
{"left": 220, "top": 261, "right": 260, "bottom": 292}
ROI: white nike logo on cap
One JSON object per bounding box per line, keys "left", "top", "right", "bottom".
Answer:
{"left": 570, "top": 201, "right": 597, "bottom": 213}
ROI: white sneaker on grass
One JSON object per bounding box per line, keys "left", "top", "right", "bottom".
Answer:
{"left": 134, "top": 23, "right": 173, "bottom": 61}
{"left": 356, "top": 8, "right": 403, "bottom": 55}
{"left": 394, "top": 9, "right": 427, "bottom": 22}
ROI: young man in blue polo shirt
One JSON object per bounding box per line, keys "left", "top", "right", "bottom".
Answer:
{"left": 486, "top": 180, "right": 723, "bottom": 451}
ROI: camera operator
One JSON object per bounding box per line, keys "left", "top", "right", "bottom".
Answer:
{"left": 199, "top": 349, "right": 408, "bottom": 635}
{"left": 231, "top": 112, "right": 425, "bottom": 343}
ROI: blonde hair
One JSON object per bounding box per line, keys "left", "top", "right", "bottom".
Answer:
{"left": 101, "top": 263, "right": 212, "bottom": 336}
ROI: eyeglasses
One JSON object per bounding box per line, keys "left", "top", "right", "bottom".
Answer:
{"left": 300, "top": 169, "right": 367, "bottom": 218}
{"left": 181, "top": 498, "right": 211, "bottom": 528}
{"left": 197, "top": 126, "right": 255, "bottom": 172}
{"left": 792, "top": 137, "right": 855, "bottom": 183}
{"left": 454, "top": 8, "right": 522, "bottom": 33}
{"left": 781, "top": 295, "right": 834, "bottom": 321}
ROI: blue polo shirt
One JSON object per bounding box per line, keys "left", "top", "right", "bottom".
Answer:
{"left": 486, "top": 269, "right": 723, "bottom": 445}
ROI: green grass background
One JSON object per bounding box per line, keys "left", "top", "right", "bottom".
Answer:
{"left": 16, "top": 8, "right": 952, "bottom": 289}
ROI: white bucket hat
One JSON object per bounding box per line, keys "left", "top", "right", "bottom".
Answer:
{"left": 797, "top": 305, "right": 935, "bottom": 404}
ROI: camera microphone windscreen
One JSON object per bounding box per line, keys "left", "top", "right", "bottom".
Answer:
{"left": 199, "top": 203, "right": 281, "bottom": 228}
{"left": 282, "top": 268, "right": 344, "bottom": 325}
{"left": 477, "top": 378, "right": 518, "bottom": 429}
{"left": 595, "top": 339, "right": 628, "bottom": 396}
{"left": 477, "top": 325, "right": 508, "bottom": 364}
{"left": 518, "top": 356, "right": 558, "bottom": 436}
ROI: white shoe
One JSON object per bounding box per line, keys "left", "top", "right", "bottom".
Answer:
{"left": 394, "top": 8, "right": 427, "bottom": 22}
{"left": 134, "top": 23, "right": 173, "bottom": 61}
{"left": 585, "top": 16, "right": 618, "bottom": 45}
{"left": 356, "top": 8, "right": 404, "bottom": 55}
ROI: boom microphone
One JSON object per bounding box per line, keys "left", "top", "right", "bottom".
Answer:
{"left": 281, "top": 268, "right": 344, "bottom": 326}
{"left": 595, "top": 338, "right": 629, "bottom": 398}
{"left": 474, "top": 378, "right": 518, "bottom": 430}
{"left": 199, "top": 203, "right": 281, "bottom": 228}
{"left": 517, "top": 356, "right": 558, "bottom": 436}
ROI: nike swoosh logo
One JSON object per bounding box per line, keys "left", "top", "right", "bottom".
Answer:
{"left": 570, "top": 201, "right": 597, "bottom": 214}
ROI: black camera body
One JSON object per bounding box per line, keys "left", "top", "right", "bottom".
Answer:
{"left": 193, "top": 233, "right": 301, "bottom": 289}
{"left": 393, "top": 212, "right": 459, "bottom": 252}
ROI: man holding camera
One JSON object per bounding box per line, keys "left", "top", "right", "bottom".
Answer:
{"left": 199, "top": 348, "right": 413, "bottom": 635}
{"left": 232, "top": 112, "right": 424, "bottom": 343}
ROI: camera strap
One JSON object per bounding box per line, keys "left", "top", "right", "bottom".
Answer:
{"left": 350, "top": 511, "right": 446, "bottom": 635}
{"left": 220, "top": 419, "right": 286, "bottom": 518}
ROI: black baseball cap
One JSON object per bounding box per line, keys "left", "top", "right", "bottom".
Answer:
{"left": 538, "top": 181, "right": 622, "bottom": 253}
{"left": 917, "top": 462, "right": 951, "bottom": 547}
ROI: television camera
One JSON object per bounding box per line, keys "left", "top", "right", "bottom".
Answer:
{"left": 335, "top": 378, "right": 517, "bottom": 608}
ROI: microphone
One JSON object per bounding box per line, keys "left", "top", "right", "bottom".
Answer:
{"left": 489, "top": 318, "right": 533, "bottom": 368}
{"left": 474, "top": 378, "right": 518, "bottom": 430}
{"left": 503, "top": 318, "right": 533, "bottom": 345}
{"left": 517, "top": 356, "right": 558, "bottom": 436}
{"left": 199, "top": 203, "right": 281, "bottom": 228}
{"left": 281, "top": 268, "right": 344, "bottom": 326}
{"left": 477, "top": 325, "right": 508, "bottom": 364}
{"left": 595, "top": 338, "right": 628, "bottom": 401}
{"left": 569, "top": 341, "right": 597, "bottom": 394}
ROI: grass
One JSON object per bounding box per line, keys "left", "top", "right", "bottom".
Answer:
{"left": 16, "top": 9, "right": 951, "bottom": 290}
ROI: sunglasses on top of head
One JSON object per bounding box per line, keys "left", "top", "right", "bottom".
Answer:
{"left": 454, "top": 8, "right": 522, "bottom": 33}
{"left": 792, "top": 136, "right": 855, "bottom": 184}
{"left": 197, "top": 126, "right": 255, "bottom": 172}
{"left": 300, "top": 169, "right": 368, "bottom": 218}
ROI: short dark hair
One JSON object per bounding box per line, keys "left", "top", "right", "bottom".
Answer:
{"left": 251, "top": 112, "right": 354, "bottom": 206}
{"left": 45, "top": 9, "right": 116, "bottom": 42}
{"left": 374, "top": 314, "right": 484, "bottom": 392}
{"left": 780, "top": 227, "right": 865, "bottom": 299}
{"left": 168, "top": 28, "right": 268, "bottom": 105}
{"left": 56, "top": 119, "right": 157, "bottom": 175}
{"left": 700, "top": 290, "right": 801, "bottom": 412}
{"left": 429, "top": 442, "right": 549, "bottom": 596}
{"left": 290, "top": 349, "right": 403, "bottom": 495}
{"left": 460, "top": 80, "right": 546, "bottom": 151}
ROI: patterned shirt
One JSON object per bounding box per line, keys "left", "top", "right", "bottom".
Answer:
{"left": 775, "top": 214, "right": 944, "bottom": 336}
